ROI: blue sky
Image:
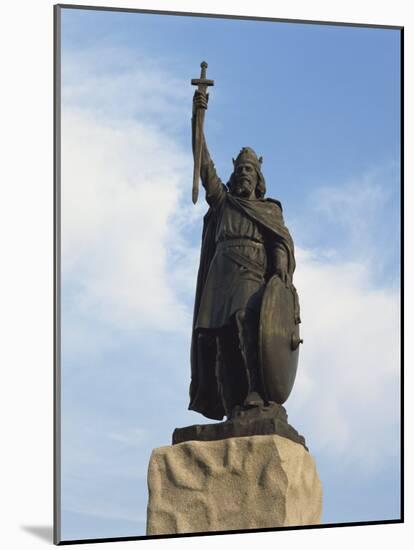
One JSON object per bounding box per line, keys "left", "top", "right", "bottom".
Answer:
{"left": 59, "top": 6, "right": 401, "bottom": 541}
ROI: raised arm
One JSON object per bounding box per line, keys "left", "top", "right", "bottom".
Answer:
{"left": 192, "top": 90, "right": 225, "bottom": 206}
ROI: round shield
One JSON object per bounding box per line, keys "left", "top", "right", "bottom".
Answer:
{"left": 258, "top": 275, "right": 301, "bottom": 404}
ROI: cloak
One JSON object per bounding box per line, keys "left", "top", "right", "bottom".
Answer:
{"left": 189, "top": 190, "right": 298, "bottom": 420}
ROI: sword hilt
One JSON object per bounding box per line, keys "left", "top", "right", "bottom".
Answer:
{"left": 191, "top": 61, "right": 214, "bottom": 92}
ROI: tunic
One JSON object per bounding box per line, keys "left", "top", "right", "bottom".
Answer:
{"left": 195, "top": 161, "right": 271, "bottom": 329}
{"left": 195, "top": 198, "right": 267, "bottom": 329}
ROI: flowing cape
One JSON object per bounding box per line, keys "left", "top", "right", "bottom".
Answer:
{"left": 189, "top": 193, "right": 298, "bottom": 420}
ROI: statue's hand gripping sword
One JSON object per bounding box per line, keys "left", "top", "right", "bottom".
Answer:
{"left": 191, "top": 61, "right": 214, "bottom": 204}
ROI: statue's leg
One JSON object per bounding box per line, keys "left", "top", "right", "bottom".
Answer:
{"left": 194, "top": 330, "right": 226, "bottom": 419}
{"left": 234, "top": 308, "right": 265, "bottom": 408}
{"left": 214, "top": 334, "right": 231, "bottom": 418}
{"left": 215, "top": 327, "right": 248, "bottom": 419}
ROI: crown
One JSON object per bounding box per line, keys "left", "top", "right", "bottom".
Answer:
{"left": 232, "top": 147, "right": 263, "bottom": 168}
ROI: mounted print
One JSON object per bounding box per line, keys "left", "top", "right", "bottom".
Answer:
{"left": 54, "top": 3, "right": 403, "bottom": 544}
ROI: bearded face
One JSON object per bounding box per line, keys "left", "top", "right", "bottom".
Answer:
{"left": 231, "top": 162, "right": 258, "bottom": 198}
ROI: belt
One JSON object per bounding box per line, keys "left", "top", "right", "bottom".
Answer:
{"left": 216, "top": 238, "right": 264, "bottom": 250}
{"left": 216, "top": 240, "right": 266, "bottom": 278}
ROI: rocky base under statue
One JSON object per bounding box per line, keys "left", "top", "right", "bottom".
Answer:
{"left": 147, "top": 433, "right": 321, "bottom": 535}
{"left": 172, "top": 401, "right": 307, "bottom": 450}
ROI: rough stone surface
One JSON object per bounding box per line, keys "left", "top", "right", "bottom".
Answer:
{"left": 146, "top": 434, "right": 322, "bottom": 535}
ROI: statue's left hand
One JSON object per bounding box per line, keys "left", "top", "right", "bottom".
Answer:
{"left": 275, "top": 269, "right": 290, "bottom": 285}
{"left": 273, "top": 245, "right": 290, "bottom": 285}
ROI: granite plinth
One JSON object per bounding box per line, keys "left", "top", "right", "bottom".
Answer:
{"left": 146, "top": 434, "right": 322, "bottom": 535}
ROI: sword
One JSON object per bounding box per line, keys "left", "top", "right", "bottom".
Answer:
{"left": 191, "top": 61, "right": 214, "bottom": 204}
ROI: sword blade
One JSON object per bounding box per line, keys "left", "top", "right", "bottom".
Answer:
{"left": 192, "top": 107, "right": 205, "bottom": 204}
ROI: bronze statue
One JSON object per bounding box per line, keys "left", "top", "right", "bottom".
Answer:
{"left": 187, "top": 63, "right": 303, "bottom": 427}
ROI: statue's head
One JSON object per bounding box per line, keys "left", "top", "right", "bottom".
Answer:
{"left": 227, "top": 147, "right": 266, "bottom": 199}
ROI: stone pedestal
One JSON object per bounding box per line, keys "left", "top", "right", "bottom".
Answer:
{"left": 146, "top": 434, "right": 322, "bottom": 535}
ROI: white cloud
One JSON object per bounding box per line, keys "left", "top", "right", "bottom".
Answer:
{"left": 62, "top": 46, "right": 190, "bottom": 130}
{"left": 285, "top": 168, "right": 400, "bottom": 472}
{"left": 292, "top": 163, "right": 400, "bottom": 283}
{"left": 288, "top": 246, "right": 400, "bottom": 473}
{"left": 61, "top": 50, "right": 201, "bottom": 333}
